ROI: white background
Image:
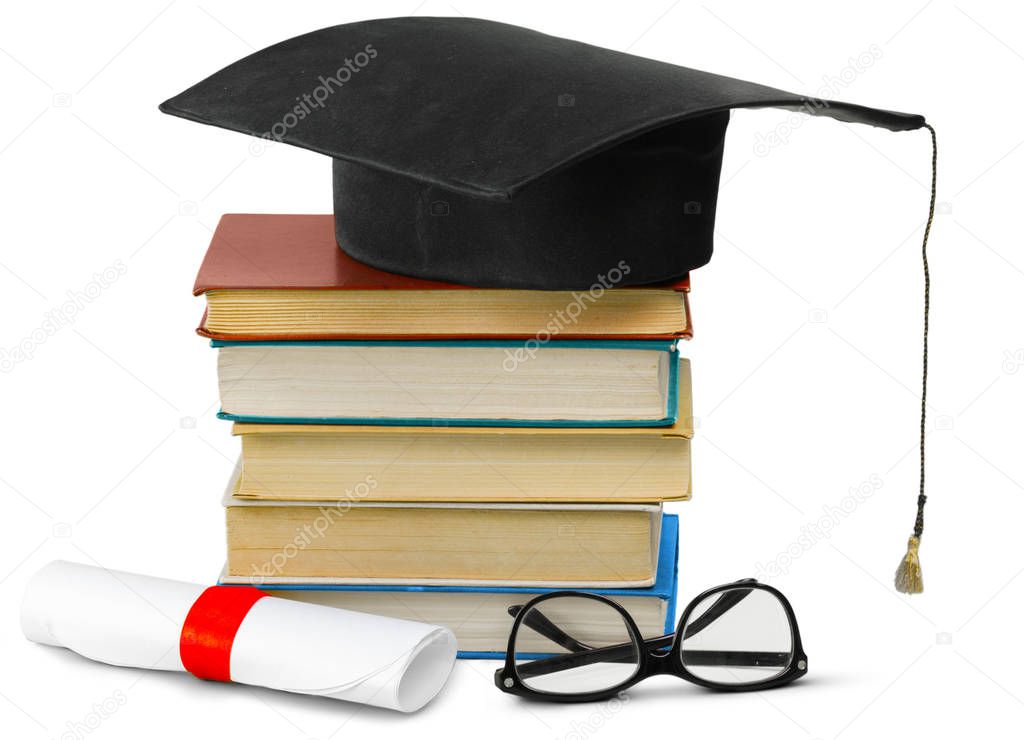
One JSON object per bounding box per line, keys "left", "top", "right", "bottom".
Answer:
{"left": 1, "top": 1, "right": 1021, "bottom": 737}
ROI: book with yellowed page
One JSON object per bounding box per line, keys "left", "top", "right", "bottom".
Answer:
{"left": 194, "top": 214, "right": 690, "bottom": 340}
{"left": 232, "top": 359, "right": 692, "bottom": 503}
{"left": 221, "top": 468, "right": 664, "bottom": 587}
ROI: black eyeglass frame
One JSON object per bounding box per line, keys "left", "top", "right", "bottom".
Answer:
{"left": 495, "top": 579, "right": 808, "bottom": 702}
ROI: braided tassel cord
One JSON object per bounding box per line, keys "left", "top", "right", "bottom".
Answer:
{"left": 895, "top": 123, "right": 937, "bottom": 595}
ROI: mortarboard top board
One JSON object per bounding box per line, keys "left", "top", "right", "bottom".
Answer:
{"left": 159, "top": 16, "right": 926, "bottom": 291}
{"left": 160, "top": 16, "right": 937, "bottom": 593}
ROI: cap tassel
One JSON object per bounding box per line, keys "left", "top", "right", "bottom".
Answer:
{"left": 894, "top": 123, "right": 937, "bottom": 595}
{"left": 895, "top": 536, "right": 923, "bottom": 594}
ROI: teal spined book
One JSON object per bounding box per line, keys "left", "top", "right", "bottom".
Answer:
{"left": 231, "top": 514, "right": 680, "bottom": 659}
{"left": 213, "top": 339, "right": 679, "bottom": 427}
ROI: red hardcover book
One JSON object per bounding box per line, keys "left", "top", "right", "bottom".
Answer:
{"left": 195, "top": 214, "right": 691, "bottom": 340}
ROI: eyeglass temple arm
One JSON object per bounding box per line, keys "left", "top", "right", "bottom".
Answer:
{"left": 514, "top": 638, "right": 790, "bottom": 679}
{"left": 507, "top": 604, "right": 593, "bottom": 653}
{"left": 512, "top": 634, "right": 669, "bottom": 680}
{"left": 682, "top": 579, "right": 757, "bottom": 639}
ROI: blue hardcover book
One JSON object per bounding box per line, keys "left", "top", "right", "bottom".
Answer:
{"left": 231, "top": 514, "right": 679, "bottom": 659}
{"left": 212, "top": 339, "right": 680, "bottom": 428}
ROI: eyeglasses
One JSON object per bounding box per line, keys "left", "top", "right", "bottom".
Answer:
{"left": 495, "top": 579, "right": 807, "bottom": 702}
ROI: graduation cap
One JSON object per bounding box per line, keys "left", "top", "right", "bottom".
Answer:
{"left": 160, "top": 16, "right": 937, "bottom": 591}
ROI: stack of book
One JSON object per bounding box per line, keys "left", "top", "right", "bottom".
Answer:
{"left": 198, "top": 214, "right": 694, "bottom": 656}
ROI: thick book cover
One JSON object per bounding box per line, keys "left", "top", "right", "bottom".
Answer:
{"left": 223, "top": 514, "right": 680, "bottom": 659}
{"left": 213, "top": 339, "right": 681, "bottom": 427}
{"left": 194, "top": 214, "right": 691, "bottom": 341}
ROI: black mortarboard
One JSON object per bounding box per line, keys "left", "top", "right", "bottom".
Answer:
{"left": 160, "top": 16, "right": 925, "bottom": 290}
{"left": 160, "top": 17, "right": 937, "bottom": 592}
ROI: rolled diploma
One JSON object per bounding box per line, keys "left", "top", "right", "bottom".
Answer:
{"left": 21, "top": 561, "right": 456, "bottom": 712}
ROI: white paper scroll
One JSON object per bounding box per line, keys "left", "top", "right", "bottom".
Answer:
{"left": 21, "top": 561, "right": 457, "bottom": 712}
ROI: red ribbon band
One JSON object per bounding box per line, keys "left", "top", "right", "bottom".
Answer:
{"left": 179, "top": 585, "right": 266, "bottom": 682}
